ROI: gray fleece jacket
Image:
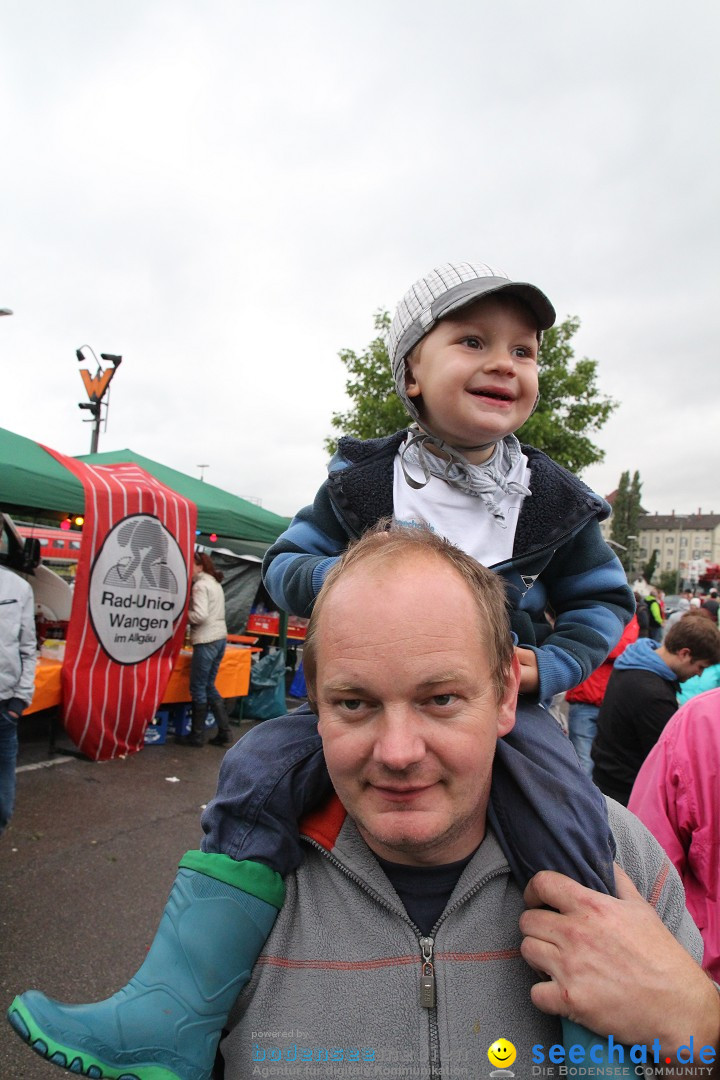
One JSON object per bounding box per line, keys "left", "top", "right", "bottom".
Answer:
{"left": 219, "top": 798, "right": 702, "bottom": 1080}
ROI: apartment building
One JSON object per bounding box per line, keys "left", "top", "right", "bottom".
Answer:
{"left": 600, "top": 506, "right": 720, "bottom": 582}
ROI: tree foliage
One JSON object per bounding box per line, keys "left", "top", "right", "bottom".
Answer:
{"left": 657, "top": 569, "right": 679, "bottom": 595}
{"left": 610, "top": 469, "right": 643, "bottom": 572}
{"left": 325, "top": 311, "right": 617, "bottom": 474}
{"left": 324, "top": 311, "right": 406, "bottom": 455}
{"left": 515, "top": 318, "right": 617, "bottom": 473}
{"left": 643, "top": 549, "right": 658, "bottom": 585}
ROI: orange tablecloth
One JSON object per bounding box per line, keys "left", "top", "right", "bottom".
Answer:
{"left": 26, "top": 645, "right": 253, "bottom": 715}
{"left": 26, "top": 657, "right": 64, "bottom": 714}
{"left": 162, "top": 645, "right": 252, "bottom": 703}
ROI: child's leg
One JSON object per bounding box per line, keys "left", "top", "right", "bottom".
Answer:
{"left": 7, "top": 705, "right": 332, "bottom": 1080}
{"left": 201, "top": 703, "right": 333, "bottom": 866}
{"left": 490, "top": 701, "right": 634, "bottom": 1077}
{"left": 488, "top": 699, "right": 616, "bottom": 894}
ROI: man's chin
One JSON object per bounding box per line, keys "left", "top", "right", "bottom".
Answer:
{"left": 355, "top": 812, "right": 449, "bottom": 863}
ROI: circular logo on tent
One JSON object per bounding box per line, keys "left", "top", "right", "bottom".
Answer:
{"left": 89, "top": 514, "right": 188, "bottom": 664}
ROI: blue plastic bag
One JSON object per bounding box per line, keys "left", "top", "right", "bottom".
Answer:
{"left": 244, "top": 649, "right": 287, "bottom": 720}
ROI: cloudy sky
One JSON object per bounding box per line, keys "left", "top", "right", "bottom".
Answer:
{"left": 1, "top": 0, "right": 718, "bottom": 520}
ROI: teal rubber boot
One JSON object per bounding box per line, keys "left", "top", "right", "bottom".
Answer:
{"left": 562, "top": 1018, "right": 635, "bottom": 1076}
{"left": 7, "top": 852, "right": 284, "bottom": 1080}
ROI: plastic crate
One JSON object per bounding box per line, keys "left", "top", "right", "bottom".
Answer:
{"left": 144, "top": 709, "right": 169, "bottom": 745}
{"left": 168, "top": 703, "right": 217, "bottom": 737}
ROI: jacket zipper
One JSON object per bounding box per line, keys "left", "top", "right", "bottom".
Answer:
{"left": 303, "top": 834, "right": 507, "bottom": 1080}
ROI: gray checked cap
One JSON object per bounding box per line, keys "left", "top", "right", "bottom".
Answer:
{"left": 388, "top": 261, "right": 556, "bottom": 407}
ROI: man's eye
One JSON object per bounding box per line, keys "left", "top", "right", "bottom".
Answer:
{"left": 339, "top": 699, "right": 364, "bottom": 712}
{"left": 430, "top": 694, "right": 455, "bottom": 707}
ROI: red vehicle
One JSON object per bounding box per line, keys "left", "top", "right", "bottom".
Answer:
{"left": 16, "top": 525, "right": 83, "bottom": 564}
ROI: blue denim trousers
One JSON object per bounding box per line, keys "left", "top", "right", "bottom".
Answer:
{"left": 567, "top": 702, "right": 600, "bottom": 777}
{"left": 189, "top": 638, "right": 226, "bottom": 707}
{"left": 0, "top": 702, "right": 19, "bottom": 835}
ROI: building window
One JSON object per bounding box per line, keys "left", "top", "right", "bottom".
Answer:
{"left": 680, "top": 537, "right": 688, "bottom": 547}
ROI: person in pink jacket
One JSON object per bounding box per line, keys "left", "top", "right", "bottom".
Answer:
{"left": 629, "top": 687, "right": 720, "bottom": 980}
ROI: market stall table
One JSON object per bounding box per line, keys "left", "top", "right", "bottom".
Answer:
{"left": 26, "top": 643, "right": 254, "bottom": 715}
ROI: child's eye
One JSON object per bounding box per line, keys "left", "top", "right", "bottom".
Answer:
{"left": 462, "top": 336, "right": 481, "bottom": 349}
{"left": 512, "top": 346, "right": 537, "bottom": 360}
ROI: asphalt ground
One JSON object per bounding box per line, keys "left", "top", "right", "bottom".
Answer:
{"left": 0, "top": 706, "right": 294, "bottom": 1080}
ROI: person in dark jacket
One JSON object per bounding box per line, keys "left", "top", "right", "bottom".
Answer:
{"left": 633, "top": 591, "right": 650, "bottom": 637}
{"left": 592, "top": 615, "right": 720, "bottom": 805}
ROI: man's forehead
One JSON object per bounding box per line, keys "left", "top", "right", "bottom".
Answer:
{"left": 321, "top": 549, "right": 469, "bottom": 606}
{"left": 314, "top": 555, "right": 489, "bottom": 672}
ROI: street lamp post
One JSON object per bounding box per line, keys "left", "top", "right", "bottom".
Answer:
{"left": 76, "top": 346, "right": 122, "bottom": 453}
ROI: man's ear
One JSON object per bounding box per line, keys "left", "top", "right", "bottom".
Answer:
{"left": 497, "top": 653, "right": 520, "bottom": 738}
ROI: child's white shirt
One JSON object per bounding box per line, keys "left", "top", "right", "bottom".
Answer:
{"left": 392, "top": 438, "right": 530, "bottom": 568}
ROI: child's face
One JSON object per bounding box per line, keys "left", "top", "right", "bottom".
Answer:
{"left": 405, "top": 295, "right": 540, "bottom": 464}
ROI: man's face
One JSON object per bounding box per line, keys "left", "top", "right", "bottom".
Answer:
{"left": 315, "top": 553, "right": 519, "bottom": 865}
{"left": 673, "top": 650, "right": 712, "bottom": 683}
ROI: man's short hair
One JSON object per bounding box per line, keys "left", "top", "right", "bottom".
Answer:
{"left": 303, "top": 522, "right": 514, "bottom": 708}
{"left": 664, "top": 613, "right": 720, "bottom": 664}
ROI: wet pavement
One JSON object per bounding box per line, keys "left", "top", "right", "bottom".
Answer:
{"left": 0, "top": 708, "right": 276, "bottom": 1079}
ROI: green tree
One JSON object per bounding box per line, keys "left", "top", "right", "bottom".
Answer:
{"left": 325, "top": 312, "right": 617, "bottom": 473}
{"left": 515, "top": 318, "right": 617, "bottom": 473}
{"left": 324, "top": 311, "right": 405, "bottom": 454}
{"left": 643, "top": 549, "right": 658, "bottom": 585}
{"left": 610, "top": 469, "right": 644, "bottom": 572}
{"left": 657, "top": 569, "right": 679, "bottom": 594}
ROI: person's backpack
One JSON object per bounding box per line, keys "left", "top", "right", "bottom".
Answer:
{"left": 645, "top": 596, "right": 663, "bottom": 626}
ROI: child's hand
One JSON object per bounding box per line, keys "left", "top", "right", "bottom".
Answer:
{"left": 515, "top": 647, "right": 539, "bottom": 694}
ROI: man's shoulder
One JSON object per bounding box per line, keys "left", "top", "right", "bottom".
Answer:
{"left": 608, "top": 798, "right": 674, "bottom": 899}
{"left": 607, "top": 798, "right": 700, "bottom": 954}
{"left": 0, "top": 565, "right": 32, "bottom": 598}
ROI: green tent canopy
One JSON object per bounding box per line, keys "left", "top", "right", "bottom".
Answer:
{"left": 0, "top": 426, "right": 86, "bottom": 518}
{"left": 0, "top": 427, "right": 290, "bottom": 550}
{"left": 79, "top": 448, "right": 290, "bottom": 547}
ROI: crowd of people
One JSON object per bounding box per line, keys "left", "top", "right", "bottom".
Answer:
{"left": 5, "top": 260, "right": 720, "bottom": 1079}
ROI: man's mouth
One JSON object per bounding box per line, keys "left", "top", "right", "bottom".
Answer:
{"left": 370, "top": 783, "right": 435, "bottom": 802}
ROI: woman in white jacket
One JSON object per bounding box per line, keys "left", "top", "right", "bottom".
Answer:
{"left": 185, "top": 551, "right": 230, "bottom": 747}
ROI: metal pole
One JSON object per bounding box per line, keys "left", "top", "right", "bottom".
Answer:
{"left": 90, "top": 411, "right": 100, "bottom": 454}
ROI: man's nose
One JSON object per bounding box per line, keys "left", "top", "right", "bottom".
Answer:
{"left": 372, "top": 708, "right": 425, "bottom": 770}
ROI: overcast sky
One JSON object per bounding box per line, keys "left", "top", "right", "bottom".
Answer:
{"left": 1, "top": 0, "right": 718, "bottom": 521}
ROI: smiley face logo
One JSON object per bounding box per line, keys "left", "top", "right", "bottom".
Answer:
{"left": 487, "top": 1038, "right": 516, "bottom": 1070}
